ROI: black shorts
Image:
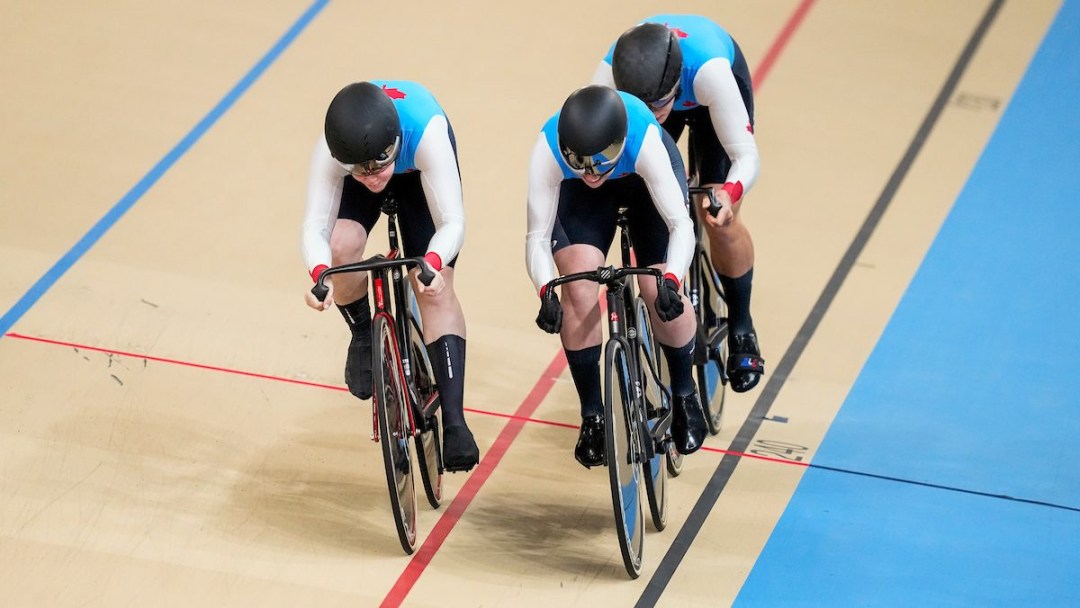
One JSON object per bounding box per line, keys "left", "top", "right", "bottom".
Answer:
{"left": 336, "top": 123, "right": 461, "bottom": 267}
{"left": 662, "top": 38, "right": 755, "bottom": 185}
{"left": 551, "top": 129, "right": 689, "bottom": 267}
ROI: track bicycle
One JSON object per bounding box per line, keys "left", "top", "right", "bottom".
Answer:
{"left": 311, "top": 195, "right": 444, "bottom": 555}
{"left": 686, "top": 186, "right": 730, "bottom": 435}
{"left": 540, "top": 208, "right": 681, "bottom": 578}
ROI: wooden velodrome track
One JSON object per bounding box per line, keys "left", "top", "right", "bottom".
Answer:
{"left": 0, "top": 0, "right": 1068, "bottom": 606}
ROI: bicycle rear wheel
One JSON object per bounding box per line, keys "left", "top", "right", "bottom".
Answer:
{"left": 695, "top": 253, "right": 728, "bottom": 435}
{"left": 373, "top": 315, "right": 418, "bottom": 554}
{"left": 604, "top": 339, "right": 644, "bottom": 579}
{"left": 409, "top": 317, "right": 442, "bottom": 509}
{"left": 634, "top": 298, "right": 667, "bottom": 531}
{"left": 666, "top": 443, "right": 684, "bottom": 477}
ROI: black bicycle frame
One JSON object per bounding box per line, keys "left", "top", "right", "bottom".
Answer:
{"left": 686, "top": 186, "right": 728, "bottom": 360}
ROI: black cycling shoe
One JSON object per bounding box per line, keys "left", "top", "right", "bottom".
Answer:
{"left": 345, "top": 332, "right": 373, "bottom": 400}
{"left": 574, "top": 415, "right": 606, "bottom": 468}
{"left": 442, "top": 425, "right": 480, "bottom": 472}
{"left": 671, "top": 391, "right": 707, "bottom": 455}
{"left": 728, "top": 331, "right": 765, "bottom": 394}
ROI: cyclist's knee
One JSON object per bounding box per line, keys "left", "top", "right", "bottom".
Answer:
{"left": 704, "top": 215, "right": 745, "bottom": 245}
{"left": 566, "top": 279, "right": 600, "bottom": 305}
{"left": 330, "top": 220, "right": 368, "bottom": 263}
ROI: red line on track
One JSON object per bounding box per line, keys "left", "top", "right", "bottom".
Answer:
{"left": 5, "top": 332, "right": 348, "bottom": 391}
{"left": 6, "top": 332, "right": 812, "bottom": 473}
{"left": 5, "top": 330, "right": 812, "bottom": 472}
{"left": 381, "top": 351, "right": 568, "bottom": 607}
{"left": 752, "top": 0, "right": 817, "bottom": 88}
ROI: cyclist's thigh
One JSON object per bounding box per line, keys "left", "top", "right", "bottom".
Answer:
{"left": 620, "top": 131, "right": 690, "bottom": 268}
{"left": 395, "top": 172, "right": 460, "bottom": 268}
{"left": 338, "top": 176, "right": 384, "bottom": 234}
{"left": 619, "top": 177, "right": 678, "bottom": 269}
{"left": 661, "top": 108, "right": 689, "bottom": 143}
{"left": 551, "top": 178, "right": 619, "bottom": 260}
{"left": 685, "top": 106, "right": 733, "bottom": 186}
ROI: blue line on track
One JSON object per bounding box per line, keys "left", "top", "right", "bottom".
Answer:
{"left": 0, "top": 0, "right": 330, "bottom": 338}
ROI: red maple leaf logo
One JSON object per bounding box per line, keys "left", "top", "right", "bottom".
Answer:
{"left": 665, "top": 24, "right": 689, "bottom": 38}
{"left": 746, "top": 123, "right": 754, "bottom": 134}
{"left": 382, "top": 85, "right": 406, "bottom": 100}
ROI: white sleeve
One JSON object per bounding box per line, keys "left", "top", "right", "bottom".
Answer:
{"left": 692, "top": 57, "right": 760, "bottom": 198}
{"left": 413, "top": 115, "right": 465, "bottom": 265}
{"left": 525, "top": 133, "right": 565, "bottom": 294}
{"left": 590, "top": 60, "right": 616, "bottom": 88}
{"left": 634, "top": 126, "right": 695, "bottom": 282}
{"left": 301, "top": 135, "right": 347, "bottom": 276}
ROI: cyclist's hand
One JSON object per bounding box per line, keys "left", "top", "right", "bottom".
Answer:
{"left": 654, "top": 277, "right": 684, "bottom": 322}
{"left": 703, "top": 187, "right": 735, "bottom": 228}
{"left": 305, "top": 278, "right": 334, "bottom": 311}
{"left": 416, "top": 267, "right": 446, "bottom": 297}
{"left": 535, "top": 288, "right": 563, "bottom": 334}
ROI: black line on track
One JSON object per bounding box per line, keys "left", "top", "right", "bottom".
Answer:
{"left": 806, "top": 464, "right": 1080, "bottom": 514}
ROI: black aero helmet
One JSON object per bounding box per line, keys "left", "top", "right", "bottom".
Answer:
{"left": 612, "top": 22, "right": 683, "bottom": 105}
{"left": 557, "top": 85, "right": 628, "bottom": 176}
{"left": 324, "top": 82, "right": 402, "bottom": 174}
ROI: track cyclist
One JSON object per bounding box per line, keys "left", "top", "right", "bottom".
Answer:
{"left": 526, "top": 84, "right": 709, "bottom": 467}
{"left": 301, "top": 80, "right": 479, "bottom": 471}
{"left": 594, "top": 15, "right": 766, "bottom": 392}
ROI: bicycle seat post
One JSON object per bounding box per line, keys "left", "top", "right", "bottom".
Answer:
{"left": 617, "top": 206, "right": 634, "bottom": 268}
{"left": 382, "top": 193, "right": 402, "bottom": 254}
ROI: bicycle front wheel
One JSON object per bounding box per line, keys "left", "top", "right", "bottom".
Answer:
{"left": 604, "top": 338, "right": 644, "bottom": 579}
{"left": 373, "top": 315, "right": 418, "bottom": 554}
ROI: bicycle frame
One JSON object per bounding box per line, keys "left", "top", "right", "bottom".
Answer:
{"left": 614, "top": 210, "right": 673, "bottom": 453}
{"left": 686, "top": 186, "right": 729, "bottom": 365}
{"left": 310, "top": 200, "right": 440, "bottom": 444}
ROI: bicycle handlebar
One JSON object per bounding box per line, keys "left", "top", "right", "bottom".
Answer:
{"left": 542, "top": 265, "right": 664, "bottom": 295}
{"left": 688, "top": 186, "right": 722, "bottom": 218}
{"left": 311, "top": 255, "right": 436, "bottom": 302}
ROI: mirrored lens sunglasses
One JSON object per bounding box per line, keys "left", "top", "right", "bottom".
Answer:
{"left": 647, "top": 81, "right": 682, "bottom": 110}
{"left": 337, "top": 136, "right": 401, "bottom": 176}
{"left": 563, "top": 138, "right": 626, "bottom": 177}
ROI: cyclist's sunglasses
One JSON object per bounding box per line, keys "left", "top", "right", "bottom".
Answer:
{"left": 338, "top": 136, "right": 401, "bottom": 176}
{"left": 561, "top": 138, "right": 626, "bottom": 177}
{"left": 647, "top": 81, "right": 682, "bottom": 110}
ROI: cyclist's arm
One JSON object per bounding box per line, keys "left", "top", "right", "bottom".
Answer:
{"left": 525, "top": 133, "right": 564, "bottom": 294}
{"left": 693, "top": 57, "right": 760, "bottom": 202}
{"left": 413, "top": 115, "right": 465, "bottom": 271}
{"left": 635, "top": 126, "right": 695, "bottom": 282}
{"left": 301, "top": 134, "right": 347, "bottom": 281}
{"left": 590, "top": 60, "right": 616, "bottom": 88}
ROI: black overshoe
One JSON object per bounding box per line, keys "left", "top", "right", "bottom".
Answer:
{"left": 442, "top": 425, "right": 480, "bottom": 472}
{"left": 574, "top": 415, "right": 605, "bottom": 468}
{"left": 671, "top": 391, "right": 707, "bottom": 455}
{"left": 728, "top": 330, "right": 765, "bottom": 394}
{"left": 345, "top": 332, "right": 373, "bottom": 399}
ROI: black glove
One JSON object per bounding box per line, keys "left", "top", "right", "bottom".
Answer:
{"left": 654, "top": 277, "right": 684, "bottom": 322}
{"left": 535, "top": 289, "right": 563, "bottom": 334}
